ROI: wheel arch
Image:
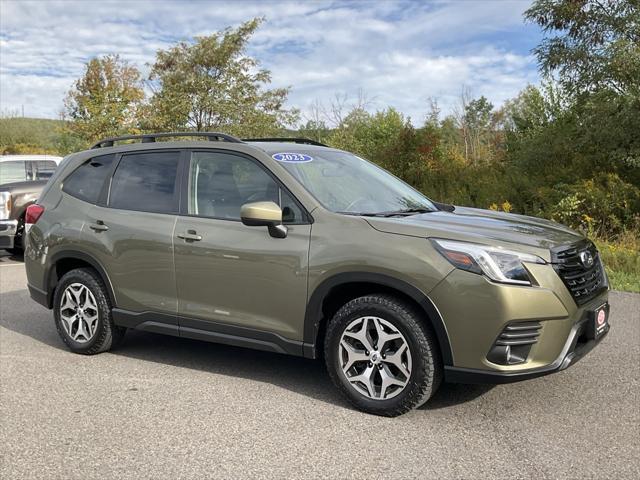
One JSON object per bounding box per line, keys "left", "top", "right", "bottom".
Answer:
{"left": 303, "top": 272, "right": 453, "bottom": 365}
{"left": 45, "top": 250, "right": 116, "bottom": 309}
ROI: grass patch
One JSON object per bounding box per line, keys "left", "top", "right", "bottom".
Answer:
{"left": 605, "top": 271, "right": 640, "bottom": 293}
{"left": 594, "top": 233, "right": 640, "bottom": 293}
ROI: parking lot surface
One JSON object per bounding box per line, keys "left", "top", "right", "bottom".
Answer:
{"left": 1, "top": 251, "right": 639, "bottom": 479}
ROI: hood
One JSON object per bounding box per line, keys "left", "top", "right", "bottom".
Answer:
{"left": 365, "top": 206, "right": 584, "bottom": 260}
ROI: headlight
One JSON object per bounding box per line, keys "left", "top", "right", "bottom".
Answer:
{"left": 0, "top": 192, "right": 11, "bottom": 220}
{"left": 431, "top": 239, "right": 545, "bottom": 285}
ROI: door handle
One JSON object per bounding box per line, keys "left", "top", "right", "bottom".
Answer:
{"left": 89, "top": 220, "right": 109, "bottom": 232}
{"left": 177, "top": 230, "right": 202, "bottom": 242}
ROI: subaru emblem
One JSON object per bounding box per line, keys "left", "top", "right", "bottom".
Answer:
{"left": 579, "top": 251, "right": 594, "bottom": 268}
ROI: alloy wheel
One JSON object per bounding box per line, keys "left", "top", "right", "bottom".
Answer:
{"left": 59, "top": 283, "right": 99, "bottom": 343}
{"left": 338, "top": 316, "right": 412, "bottom": 400}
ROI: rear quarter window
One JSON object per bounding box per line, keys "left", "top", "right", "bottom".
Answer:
{"left": 62, "top": 154, "right": 115, "bottom": 204}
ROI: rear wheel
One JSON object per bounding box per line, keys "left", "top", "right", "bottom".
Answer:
{"left": 53, "top": 268, "right": 125, "bottom": 354}
{"left": 324, "top": 294, "right": 442, "bottom": 416}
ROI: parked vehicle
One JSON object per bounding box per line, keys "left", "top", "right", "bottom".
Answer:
{"left": 0, "top": 155, "right": 62, "bottom": 253}
{"left": 24, "top": 133, "right": 609, "bottom": 416}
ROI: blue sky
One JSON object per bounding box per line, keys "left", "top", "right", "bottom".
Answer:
{"left": 0, "top": 0, "right": 542, "bottom": 124}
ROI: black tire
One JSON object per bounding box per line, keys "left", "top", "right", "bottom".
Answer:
{"left": 324, "top": 294, "right": 442, "bottom": 416}
{"left": 53, "top": 268, "right": 125, "bottom": 354}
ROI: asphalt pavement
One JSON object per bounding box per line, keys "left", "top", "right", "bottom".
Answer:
{"left": 1, "top": 251, "right": 639, "bottom": 479}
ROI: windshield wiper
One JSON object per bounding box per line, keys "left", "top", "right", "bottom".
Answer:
{"left": 377, "top": 208, "right": 435, "bottom": 217}
{"left": 337, "top": 208, "right": 434, "bottom": 217}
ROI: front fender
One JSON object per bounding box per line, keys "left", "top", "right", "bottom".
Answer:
{"left": 302, "top": 271, "right": 453, "bottom": 365}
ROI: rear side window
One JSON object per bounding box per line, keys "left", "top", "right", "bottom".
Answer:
{"left": 63, "top": 154, "right": 115, "bottom": 204}
{"left": 109, "top": 151, "right": 181, "bottom": 214}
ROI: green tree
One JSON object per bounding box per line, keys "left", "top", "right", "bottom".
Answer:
{"left": 463, "top": 96, "right": 495, "bottom": 163}
{"left": 523, "top": 0, "right": 640, "bottom": 173}
{"left": 146, "top": 18, "right": 299, "bottom": 135}
{"left": 63, "top": 54, "right": 144, "bottom": 143}
{"left": 501, "top": 84, "right": 556, "bottom": 132}
{"left": 526, "top": 0, "right": 640, "bottom": 96}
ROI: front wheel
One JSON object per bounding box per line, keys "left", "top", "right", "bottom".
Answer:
{"left": 324, "top": 294, "right": 442, "bottom": 416}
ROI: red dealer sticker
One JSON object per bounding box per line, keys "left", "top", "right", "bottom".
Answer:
{"left": 593, "top": 304, "right": 609, "bottom": 339}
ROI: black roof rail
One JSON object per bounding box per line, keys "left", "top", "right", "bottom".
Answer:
{"left": 90, "top": 132, "right": 243, "bottom": 149}
{"left": 242, "top": 137, "right": 328, "bottom": 147}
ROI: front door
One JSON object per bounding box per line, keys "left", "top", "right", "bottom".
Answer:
{"left": 173, "top": 150, "right": 311, "bottom": 348}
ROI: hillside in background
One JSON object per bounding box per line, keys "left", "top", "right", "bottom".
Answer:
{"left": 0, "top": 117, "right": 64, "bottom": 154}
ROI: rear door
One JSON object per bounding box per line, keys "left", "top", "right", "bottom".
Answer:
{"left": 83, "top": 149, "right": 185, "bottom": 326}
{"left": 173, "top": 150, "right": 312, "bottom": 347}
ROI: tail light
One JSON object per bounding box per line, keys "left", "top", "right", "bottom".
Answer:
{"left": 25, "top": 204, "right": 45, "bottom": 227}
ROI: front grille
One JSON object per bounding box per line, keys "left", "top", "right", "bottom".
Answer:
{"left": 551, "top": 240, "right": 606, "bottom": 306}
{"left": 495, "top": 321, "right": 542, "bottom": 346}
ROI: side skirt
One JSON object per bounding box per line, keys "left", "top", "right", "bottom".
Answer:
{"left": 112, "top": 308, "right": 304, "bottom": 356}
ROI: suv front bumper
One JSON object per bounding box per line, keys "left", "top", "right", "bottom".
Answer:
{"left": 0, "top": 219, "right": 18, "bottom": 249}
{"left": 444, "top": 310, "right": 610, "bottom": 383}
{"left": 429, "top": 263, "right": 609, "bottom": 384}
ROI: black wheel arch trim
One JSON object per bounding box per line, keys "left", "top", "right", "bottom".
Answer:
{"left": 45, "top": 250, "right": 117, "bottom": 309}
{"left": 302, "top": 272, "right": 453, "bottom": 365}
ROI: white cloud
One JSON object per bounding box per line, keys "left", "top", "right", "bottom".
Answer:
{"left": 0, "top": 0, "right": 540, "bottom": 124}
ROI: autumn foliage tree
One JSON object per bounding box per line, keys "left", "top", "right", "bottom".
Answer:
{"left": 63, "top": 54, "right": 144, "bottom": 143}
{"left": 145, "top": 17, "right": 299, "bottom": 135}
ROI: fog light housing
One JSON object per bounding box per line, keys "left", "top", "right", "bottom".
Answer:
{"left": 487, "top": 321, "right": 542, "bottom": 366}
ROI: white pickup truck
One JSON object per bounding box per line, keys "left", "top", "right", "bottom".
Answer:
{"left": 0, "top": 155, "right": 63, "bottom": 253}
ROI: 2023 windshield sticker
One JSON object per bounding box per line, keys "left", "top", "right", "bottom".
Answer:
{"left": 272, "top": 153, "right": 313, "bottom": 163}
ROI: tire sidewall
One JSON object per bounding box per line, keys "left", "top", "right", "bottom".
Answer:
{"left": 325, "top": 297, "right": 437, "bottom": 415}
{"left": 53, "top": 269, "right": 112, "bottom": 354}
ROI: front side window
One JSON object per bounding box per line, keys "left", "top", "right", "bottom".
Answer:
{"left": 275, "top": 150, "right": 436, "bottom": 215}
{"left": 0, "top": 161, "right": 27, "bottom": 185}
{"left": 63, "top": 154, "right": 115, "bottom": 204}
{"left": 189, "top": 151, "right": 304, "bottom": 223}
{"left": 109, "top": 151, "right": 181, "bottom": 214}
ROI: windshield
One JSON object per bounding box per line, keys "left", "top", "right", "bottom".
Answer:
{"left": 274, "top": 150, "right": 436, "bottom": 215}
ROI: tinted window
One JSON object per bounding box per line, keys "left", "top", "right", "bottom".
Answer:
{"left": 189, "top": 151, "right": 304, "bottom": 223}
{"left": 109, "top": 151, "right": 181, "bottom": 214}
{"left": 63, "top": 154, "right": 115, "bottom": 204}
{"left": 0, "top": 161, "right": 27, "bottom": 184}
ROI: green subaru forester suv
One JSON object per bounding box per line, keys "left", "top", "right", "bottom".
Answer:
{"left": 24, "top": 133, "right": 610, "bottom": 416}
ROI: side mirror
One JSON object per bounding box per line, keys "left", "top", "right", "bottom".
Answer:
{"left": 240, "top": 201, "right": 287, "bottom": 238}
